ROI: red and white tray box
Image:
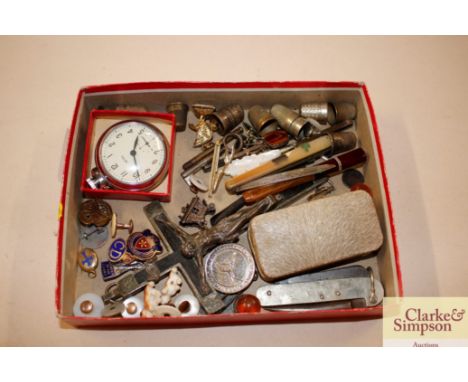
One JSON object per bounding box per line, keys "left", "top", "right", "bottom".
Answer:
{"left": 57, "top": 81, "right": 403, "bottom": 328}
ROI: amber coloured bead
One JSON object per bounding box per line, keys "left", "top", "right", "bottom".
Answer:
{"left": 234, "top": 294, "right": 261, "bottom": 313}
{"left": 350, "top": 183, "right": 373, "bottom": 197}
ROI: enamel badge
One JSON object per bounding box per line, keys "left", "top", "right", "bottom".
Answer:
{"left": 127, "top": 229, "right": 163, "bottom": 262}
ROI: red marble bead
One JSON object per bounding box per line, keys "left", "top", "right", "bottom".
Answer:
{"left": 234, "top": 294, "right": 261, "bottom": 313}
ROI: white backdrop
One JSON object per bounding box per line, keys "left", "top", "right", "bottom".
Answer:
{"left": 1, "top": 36, "right": 467, "bottom": 346}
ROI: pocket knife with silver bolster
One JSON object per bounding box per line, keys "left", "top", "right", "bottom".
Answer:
{"left": 234, "top": 163, "right": 335, "bottom": 192}
{"left": 210, "top": 177, "right": 331, "bottom": 226}
{"left": 240, "top": 147, "right": 366, "bottom": 204}
{"left": 256, "top": 266, "right": 384, "bottom": 311}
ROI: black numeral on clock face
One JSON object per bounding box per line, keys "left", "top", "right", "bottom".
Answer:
{"left": 108, "top": 142, "right": 116, "bottom": 148}
{"left": 144, "top": 168, "right": 151, "bottom": 174}
{"left": 116, "top": 133, "right": 122, "bottom": 139}
{"left": 127, "top": 129, "right": 133, "bottom": 134}
{"left": 152, "top": 159, "right": 158, "bottom": 165}
{"left": 111, "top": 163, "right": 119, "bottom": 170}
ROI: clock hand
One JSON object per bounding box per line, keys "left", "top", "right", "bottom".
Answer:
{"left": 141, "top": 135, "right": 153, "bottom": 150}
{"left": 132, "top": 154, "right": 140, "bottom": 179}
{"left": 130, "top": 136, "right": 141, "bottom": 179}
{"left": 141, "top": 135, "right": 164, "bottom": 154}
{"left": 133, "top": 135, "right": 139, "bottom": 151}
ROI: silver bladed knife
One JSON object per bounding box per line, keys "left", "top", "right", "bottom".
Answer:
{"left": 235, "top": 163, "right": 335, "bottom": 192}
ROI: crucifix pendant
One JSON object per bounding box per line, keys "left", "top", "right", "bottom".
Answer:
{"left": 143, "top": 202, "right": 232, "bottom": 314}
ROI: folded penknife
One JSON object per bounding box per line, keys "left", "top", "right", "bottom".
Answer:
{"left": 234, "top": 163, "right": 335, "bottom": 192}
{"left": 256, "top": 266, "right": 384, "bottom": 311}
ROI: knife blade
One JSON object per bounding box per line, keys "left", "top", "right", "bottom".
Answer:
{"left": 235, "top": 163, "right": 335, "bottom": 192}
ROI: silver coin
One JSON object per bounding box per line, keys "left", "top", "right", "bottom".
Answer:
{"left": 204, "top": 244, "right": 256, "bottom": 294}
{"left": 79, "top": 224, "right": 109, "bottom": 249}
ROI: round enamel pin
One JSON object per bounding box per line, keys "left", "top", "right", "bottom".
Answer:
{"left": 126, "top": 229, "right": 163, "bottom": 262}
{"left": 78, "top": 248, "right": 99, "bottom": 278}
{"left": 108, "top": 238, "right": 127, "bottom": 263}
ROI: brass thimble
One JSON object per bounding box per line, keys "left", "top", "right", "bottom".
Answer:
{"left": 271, "top": 104, "right": 313, "bottom": 139}
{"left": 205, "top": 104, "right": 244, "bottom": 135}
{"left": 166, "top": 102, "right": 189, "bottom": 132}
{"left": 334, "top": 102, "right": 357, "bottom": 122}
{"left": 248, "top": 105, "right": 278, "bottom": 136}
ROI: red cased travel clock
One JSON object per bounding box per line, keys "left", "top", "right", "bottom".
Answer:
{"left": 81, "top": 109, "right": 176, "bottom": 201}
{"left": 95, "top": 120, "right": 170, "bottom": 192}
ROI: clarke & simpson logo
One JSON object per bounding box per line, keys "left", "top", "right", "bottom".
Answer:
{"left": 393, "top": 307, "right": 465, "bottom": 336}
{"left": 383, "top": 297, "right": 468, "bottom": 347}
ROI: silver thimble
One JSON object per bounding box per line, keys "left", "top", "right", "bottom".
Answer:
{"left": 300, "top": 102, "right": 336, "bottom": 124}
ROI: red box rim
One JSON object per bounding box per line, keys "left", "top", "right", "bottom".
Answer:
{"left": 56, "top": 81, "right": 403, "bottom": 327}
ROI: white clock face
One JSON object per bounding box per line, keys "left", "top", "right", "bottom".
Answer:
{"left": 98, "top": 120, "right": 168, "bottom": 189}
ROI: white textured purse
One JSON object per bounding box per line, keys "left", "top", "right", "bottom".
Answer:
{"left": 248, "top": 191, "right": 384, "bottom": 282}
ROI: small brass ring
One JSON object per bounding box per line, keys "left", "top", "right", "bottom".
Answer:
{"left": 104, "top": 282, "right": 118, "bottom": 299}
{"left": 88, "top": 270, "right": 97, "bottom": 279}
